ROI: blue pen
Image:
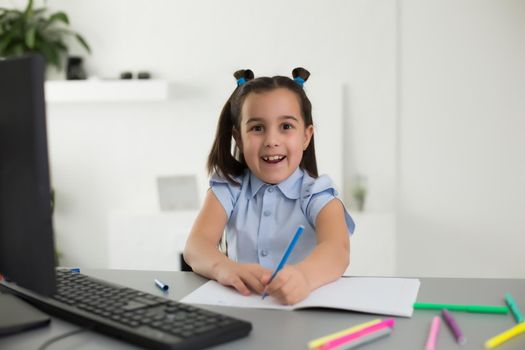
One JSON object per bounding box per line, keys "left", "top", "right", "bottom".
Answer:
{"left": 154, "top": 279, "right": 169, "bottom": 292}
{"left": 262, "top": 225, "right": 305, "bottom": 299}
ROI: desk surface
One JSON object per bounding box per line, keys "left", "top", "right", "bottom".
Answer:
{"left": 1, "top": 269, "right": 524, "bottom": 349}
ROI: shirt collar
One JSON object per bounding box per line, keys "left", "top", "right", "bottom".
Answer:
{"left": 249, "top": 168, "right": 304, "bottom": 199}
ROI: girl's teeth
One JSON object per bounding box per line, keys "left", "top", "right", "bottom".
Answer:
{"left": 264, "top": 155, "right": 283, "bottom": 161}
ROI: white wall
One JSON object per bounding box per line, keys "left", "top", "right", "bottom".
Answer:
{"left": 2, "top": 0, "right": 523, "bottom": 278}
{"left": 398, "top": 0, "right": 525, "bottom": 277}
{"left": 15, "top": 0, "right": 396, "bottom": 269}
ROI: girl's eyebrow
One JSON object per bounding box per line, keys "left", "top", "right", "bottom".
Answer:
{"left": 245, "top": 115, "right": 299, "bottom": 125}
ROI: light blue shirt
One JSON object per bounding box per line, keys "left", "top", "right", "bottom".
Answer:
{"left": 210, "top": 168, "right": 355, "bottom": 269}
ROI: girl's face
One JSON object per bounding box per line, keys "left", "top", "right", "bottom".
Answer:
{"left": 235, "top": 88, "right": 313, "bottom": 184}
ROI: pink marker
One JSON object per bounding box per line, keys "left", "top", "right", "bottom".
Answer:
{"left": 425, "top": 316, "right": 441, "bottom": 350}
{"left": 319, "top": 318, "right": 395, "bottom": 350}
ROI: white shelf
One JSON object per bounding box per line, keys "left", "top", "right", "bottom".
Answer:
{"left": 45, "top": 79, "right": 169, "bottom": 102}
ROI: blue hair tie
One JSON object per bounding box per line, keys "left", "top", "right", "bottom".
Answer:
{"left": 294, "top": 76, "right": 305, "bottom": 87}
{"left": 237, "top": 77, "right": 247, "bottom": 86}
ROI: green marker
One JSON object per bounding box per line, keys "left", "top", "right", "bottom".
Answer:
{"left": 505, "top": 293, "right": 524, "bottom": 323}
{"left": 413, "top": 303, "right": 509, "bottom": 314}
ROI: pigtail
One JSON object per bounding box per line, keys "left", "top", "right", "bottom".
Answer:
{"left": 292, "top": 67, "right": 310, "bottom": 87}
{"left": 234, "top": 69, "right": 254, "bottom": 84}
{"left": 292, "top": 67, "right": 317, "bottom": 177}
{"left": 207, "top": 69, "right": 254, "bottom": 184}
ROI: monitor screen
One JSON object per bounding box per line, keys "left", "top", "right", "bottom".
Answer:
{"left": 0, "top": 55, "right": 56, "bottom": 296}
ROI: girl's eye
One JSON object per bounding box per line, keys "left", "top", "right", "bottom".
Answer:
{"left": 282, "top": 123, "right": 293, "bottom": 130}
{"left": 251, "top": 125, "right": 264, "bottom": 132}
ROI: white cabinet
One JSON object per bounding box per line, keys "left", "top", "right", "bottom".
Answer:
{"left": 108, "top": 210, "right": 198, "bottom": 271}
{"left": 108, "top": 210, "right": 396, "bottom": 276}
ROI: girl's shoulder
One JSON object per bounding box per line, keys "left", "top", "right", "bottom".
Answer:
{"left": 301, "top": 171, "right": 338, "bottom": 196}
{"left": 300, "top": 171, "right": 355, "bottom": 233}
{"left": 209, "top": 170, "right": 249, "bottom": 197}
{"left": 209, "top": 171, "right": 250, "bottom": 219}
{"left": 210, "top": 170, "right": 248, "bottom": 186}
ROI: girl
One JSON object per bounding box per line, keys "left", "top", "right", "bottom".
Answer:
{"left": 184, "top": 68, "right": 355, "bottom": 305}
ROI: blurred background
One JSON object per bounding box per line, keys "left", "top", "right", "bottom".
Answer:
{"left": 1, "top": 0, "right": 523, "bottom": 278}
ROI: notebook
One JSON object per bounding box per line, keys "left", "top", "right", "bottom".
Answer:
{"left": 0, "top": 293, "right": 51, "bottom": 335}
{"left": 181, "top": 276, "right": 421, "bottom": 317}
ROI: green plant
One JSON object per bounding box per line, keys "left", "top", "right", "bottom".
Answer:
{"left": 0, "top": 0, "right": 90, "bottom": 70}
{"left": 352, "top": 175, "right": 367, "bottom": 211}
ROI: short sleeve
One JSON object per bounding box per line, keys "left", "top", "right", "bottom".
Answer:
{"left": 209, "top": 173, "right": 241, "bottom": 219}
{"left": 302, "top": 175, "right": 355, "bottom": 234}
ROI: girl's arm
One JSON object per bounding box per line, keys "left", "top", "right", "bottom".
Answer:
{"left": 183, "top": 189, "right": 230, "bottom": 279}
{"left": 183, "top": 189, "right": 269, "bottom": 295}
{"left": 264, "top": 198, "right": 350, "bottom": 304}
{"left": 296, "top": 198, "right": 350, "bottom": 289}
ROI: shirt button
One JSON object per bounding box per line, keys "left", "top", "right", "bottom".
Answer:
{"left": 260, "top": 250, "right": 268, "bottom": 257}
{"left": 263, "top": 210, "right": 271, "bottom": 217}
{"left": 268, "top": 187, "right": 274, "bottom": 193}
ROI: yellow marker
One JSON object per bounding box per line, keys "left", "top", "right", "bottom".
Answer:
{"left": 307, "top": 319, "right": 382, "bottom": 349}
{"left": 485, "top": 322, "right": 525, "bottom": 349}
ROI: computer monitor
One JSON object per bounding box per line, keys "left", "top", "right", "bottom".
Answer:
{"left": 0, "top": 54, "right": 56, "bottom": 297}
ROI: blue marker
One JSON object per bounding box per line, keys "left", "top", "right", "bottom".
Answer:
{"left": 154, "top": 279, "right": 169, "bottom": 292}
{"left": 262, "top": 225, "right": 305, "bottom": 299}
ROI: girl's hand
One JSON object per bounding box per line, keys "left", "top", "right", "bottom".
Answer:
{"left": 213, "top": 260, "right": 270, "bottom": 296}
{"left": 262, "top": 265, "right": 311, "bottom": 305}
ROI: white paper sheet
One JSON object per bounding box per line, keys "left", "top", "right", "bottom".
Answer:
{"left": 181, "top": 277, "right": 420, "bottom": 317}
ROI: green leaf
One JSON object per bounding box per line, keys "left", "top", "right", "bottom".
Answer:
{"left": 23, "top": 0, "right": 34, "bottom": 22}
{"left": 32, "top": 7, "right": 47, "bottom": 16}
{"left": 40, "top": 41, "right": 60, "bottom": 69}
{"left": 0, "top": 28, "right": 15, "bottom": 55}
{"left": 23, "top": 0, "right": 34, "bottom": 15}
{"left": 48, "top": 11, "right": 69, "bottom": 25}
{"left": 54, "top": 40, "right": 67, "bottom": 50}
{"left": 0, "top": 37, "right": 10, "bottom": 54}
{"left": 75, "top": 33, "right": 91, "bottom": 53}
{"left": 12, "top": 43, "right": 25, "bottom": 56}
{"left": 25, "top": 25, "right": 36, "bottom": 48}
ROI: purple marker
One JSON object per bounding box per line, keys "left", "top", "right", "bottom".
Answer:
{"left": 442, "top": 309, "right": 466, "bottom": 345}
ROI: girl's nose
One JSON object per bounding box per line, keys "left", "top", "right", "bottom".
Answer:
{"left": 264, "top": 129, "right": 280, "bottom": 147}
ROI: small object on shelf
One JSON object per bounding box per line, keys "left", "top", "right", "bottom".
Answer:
{"left": 137, "top": 71, "right": 151, "bottom": 79}
{"left": 351, "top": 175, "right": 367, "bottom": 211}
{"left": 120, "top": 71, "right": 133, "bottom": 79}
{"left": 66, "top": 56, "right": 87, "bottom": 80}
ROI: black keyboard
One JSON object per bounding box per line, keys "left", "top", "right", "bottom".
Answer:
{"left": 6, "top": 269, "right": 252, "bottom": 349}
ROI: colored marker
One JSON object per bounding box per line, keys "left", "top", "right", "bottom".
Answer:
{"left": 425, "top": 316, "right": 441, "bottom": 350}
{"left": 70, "top": 268, "right": 80, "bottom": 273}
{"left": 307, "top": 319, "right": 382, "bottom": 349}
{"left": 442, "top": 309, "right": 466, "bottom": 345}
{"left": 504, "top": 293, "right": 524, "bottom": 323}
{"left": 154, "top": 279, "right": 169, "bottom": 292}
{"left": 414, "top": 303, "right": 509, "bottom": 314}
{"left": 485, "top": 322, "right": 525, "bottom": 349}
{"left": 336, "top": 327, "right": 392, "bottom": 350}
{"left": 319, "top": 318, "right": 395, "bottom": 350}
{"left": 262, "top": 225, "right": 304, "bottom": 299}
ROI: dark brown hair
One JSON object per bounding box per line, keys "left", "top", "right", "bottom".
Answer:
{"left": 207, "top": 67, "right": 318, "bottom": 184}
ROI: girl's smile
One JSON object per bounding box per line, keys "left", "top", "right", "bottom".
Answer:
{"left": 235, "top": 88, "right": 313, "bottom": 184}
